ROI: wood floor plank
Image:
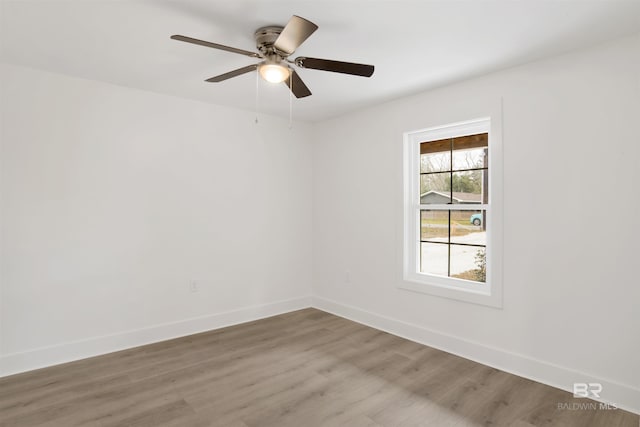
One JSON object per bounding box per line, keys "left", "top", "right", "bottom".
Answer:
{"left": 0, "top": 308, "right": 637, "bottom": 427}
{"left": 0, "top": 372, "right": 131, "bottom": 420}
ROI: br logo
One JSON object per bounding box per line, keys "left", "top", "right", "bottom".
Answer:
{"left": 573, "top": 383, "right": 602, "bottom": 398}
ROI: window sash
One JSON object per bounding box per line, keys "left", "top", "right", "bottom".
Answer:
{"left": 414, "top": 205, "right": 488, "bottom": 283}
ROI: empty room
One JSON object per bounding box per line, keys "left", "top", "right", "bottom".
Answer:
{"left": 1, "top": 1, "right": 639, "bottom": 426}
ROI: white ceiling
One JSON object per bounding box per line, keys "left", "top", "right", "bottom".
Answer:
{"left": 1, "top": 0, "right": 639, "bottom": 122}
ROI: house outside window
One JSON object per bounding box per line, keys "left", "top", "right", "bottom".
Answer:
{"left": 402, "top": 118, "right": 502, "bottom": 307}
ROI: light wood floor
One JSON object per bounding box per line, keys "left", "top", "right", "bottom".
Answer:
{"left": 0, "top": 308, "right": 636, "bottom": 427}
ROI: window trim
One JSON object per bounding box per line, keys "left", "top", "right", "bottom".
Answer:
{"left": 402, "top": 118, "right": 503, "bottom": 308}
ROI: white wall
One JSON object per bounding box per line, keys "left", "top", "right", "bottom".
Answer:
{"left": 0, "top": 64, "right": 313, "bottom": 374}
{"left": 312, "top": 34, "right": 640, "bottom": 412}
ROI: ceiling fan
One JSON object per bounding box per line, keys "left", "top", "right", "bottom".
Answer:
{"left": 171, "top": 15, "right": 374, "bottom": 98}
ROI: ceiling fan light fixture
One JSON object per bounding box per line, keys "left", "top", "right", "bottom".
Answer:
{"left": 258, "top": 62, "right": 291, "bottom": 83}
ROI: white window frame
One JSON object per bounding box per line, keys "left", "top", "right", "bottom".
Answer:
{"left": 401, "top": 117, "right": 503, "bottom": 308}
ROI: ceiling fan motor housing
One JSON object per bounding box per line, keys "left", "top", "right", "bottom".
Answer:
{"left": 254, "top": 26, "right": 286, "bottom": 56}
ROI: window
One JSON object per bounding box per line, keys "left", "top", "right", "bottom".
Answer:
{"left": 402, "top": 118, "right": 502, "bottom": 307}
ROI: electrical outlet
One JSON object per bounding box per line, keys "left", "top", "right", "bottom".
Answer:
{"left": 189, "top": 280, "right": 199, "bottom": 293}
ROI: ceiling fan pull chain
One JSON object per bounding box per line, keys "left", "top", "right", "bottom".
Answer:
{"left": 255, "top": 71, "right": 260, "bottom": 124}
{"left": 289, "top": 73, "right": 293, "bottom": 129}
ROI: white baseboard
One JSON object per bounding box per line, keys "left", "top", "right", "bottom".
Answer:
{"left": 0, "top": 296, "right": 312, "bottom": 378}
{"left": 312, "top": 296, "right": 640, "bottom": 415}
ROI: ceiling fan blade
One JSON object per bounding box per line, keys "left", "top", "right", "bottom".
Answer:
{"left": 205, "top": 64, "right": 258, "bottom": 82}
{"left": 284, "top": 70, "right": 312, "bottom": 98}
{"left": 273, "top": 16, "right": 318, "bottom": 55}
{"left": 295, "top": 57, "right": 374, "bottom": 77}
{"left": 171, "top": 35, "right": 259, "bottom": 58}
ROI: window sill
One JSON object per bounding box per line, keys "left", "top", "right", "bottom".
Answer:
{"left": 399, "top": 272, "right": 502, "bottom": 308}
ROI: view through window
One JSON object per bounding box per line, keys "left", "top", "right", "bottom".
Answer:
{"left": 419, "top": 133, "right": 488, "bottom": 283}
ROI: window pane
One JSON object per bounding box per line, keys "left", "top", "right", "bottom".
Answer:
{"left": 420, "top": 151, "right": 451, "bottom": 173}
{"left": 452, "top": 133, "right": 488, "bottom": 170}
{"left": 452, "top": 147, "right": 488, "bottom": 171}
{"left": 421, "top": 210, "right": 449, "bottom": 241}
{"left": 450, "top": 171, "right": 484, "bottom": 204}
{"left": 450, "top": 210, "right": 486, "bottom": 245}
{"left": 420, "top": 172, "right": 451, "bottom": 204}
{"left": 420, "top": 242, "right": 449, "bottom": 277}
{"left": 450, "top": 246, "right": 486, "bottom": 283}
